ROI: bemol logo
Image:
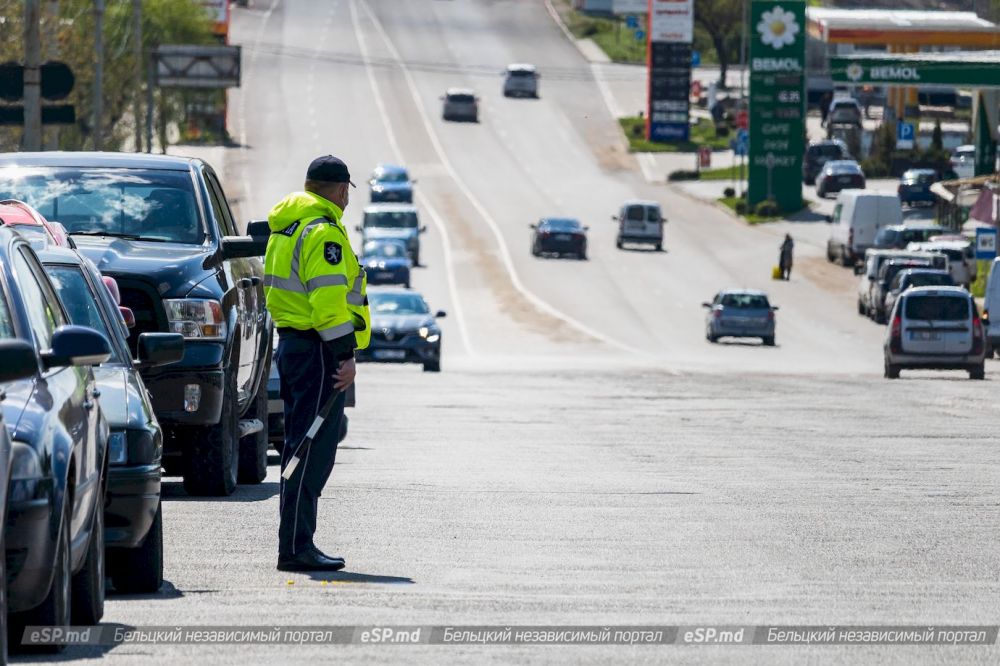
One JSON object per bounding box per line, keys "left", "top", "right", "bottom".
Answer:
{"left": 751, "top": 57, "right": 802, "bottom": 72}
{"left": 870, "top": 65, "right": 921, "bottom": 82}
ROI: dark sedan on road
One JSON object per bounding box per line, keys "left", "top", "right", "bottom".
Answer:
{"left": 40, "top": 246, "right": 183, "bottom": 594}
{"left": 816, "top": 160, "right": 865, "bottom": 198}
{"left": 530, "top": 218, "right": 588, "bottom": 260}
{"left": 703, "top": 289, "right": 778, "bottom": 346}
{"left": 0, "top": 227, "right": 111, "bottom": 648}
{"left": 362, "top": 239, "right": 412, "bottom": 287}
{"left": 357, "top": 288, "right": 445, "bottom": 372}
{"left": 873, "top": 224, "right": 945, "bottom": 250}
{"left": 898, "top": 169, "right": 938, "bottom": 207}
{"left": 369, "top": 164, "right": 415, "bottom": 204}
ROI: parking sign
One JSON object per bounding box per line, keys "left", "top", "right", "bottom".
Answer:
{"left": 976, "top": 227, "right": 997, "bottom": 260}
{"left": 897, "top": 122, "right": 915, "bottom": 150}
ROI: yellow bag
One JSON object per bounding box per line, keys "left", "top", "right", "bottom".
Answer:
{"left": 771, "top": 265, "right": 782, "bottom": 280}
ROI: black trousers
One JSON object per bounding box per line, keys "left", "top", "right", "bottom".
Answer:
{"left": 276, "top": 329, "right": 346, "bottom": 557}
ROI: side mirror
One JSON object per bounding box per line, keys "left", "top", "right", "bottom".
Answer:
{"left": 771, "top": 306, "right": 780, "bottom": 311}
{"left": 411, "top": 179, "right": 418, "bottom": 185}
{"left": 529, "top": 223, "right": 537, "bottom": 229}
{"left": 102, "top": 275, "right": 121, "bottom": 305}
{"left": 355, "top": 225, "right": 363, "bottom": 232}
{"left": 136, "top": 332, "right": 184, "bottom": 368}
{"left": 583, "top": 226, "right": 590, "bottom": 231}
{"left": 119, "top": 306, "right": 136, "bottom": 329}
{"left": 221, "top": 235, "right": 267, "bottom": 260}
{"left": 41, "top": 325, "right": 111, "bottom": 369}
{"left": 0, "top": 339, "right": 38, "bottom": 382}
{"left": 435, "top": 310, "right": 447, "bottom": 318}
{"left": 246, "top": 220, "right": 270, "bottom": 237}
{"left": 853, "top": 264, "right": 864, "bottom": 275}
{"left": 701, "top": 302, "right": 712, "bottom": 308}
{"left": 824, "top": 215, "right": 833, "bottom": 223}
{"left": 420, "top": 226, "right": 428, "bottom": 233}
{"left": 610, "top": 215, "right": 618, "bottom": 222}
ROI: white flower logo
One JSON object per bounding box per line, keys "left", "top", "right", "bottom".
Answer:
{"left": 757, "top": 6, "right": 799, "bottom": 50}
{"left": 846, "top": 63, "right": 864, "bottom": 82}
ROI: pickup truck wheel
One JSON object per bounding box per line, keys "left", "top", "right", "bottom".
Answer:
{"left": 109, "top": 501, "right": 163, "bottom": 594}
{"left": 11, "top": 500, "right": 71, "bottom": 653}
{"left": 238, "top": 376, "right": 269, "bottom": 484}
{"left": 71, "top": 483, "right": 105, "bottom": 625}
{"left": 183, "top": 371, "right": 239, "bottom": 496}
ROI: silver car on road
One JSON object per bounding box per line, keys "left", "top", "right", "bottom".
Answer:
{"left": 703, "top": 289, "right": 778, "bottom": 346}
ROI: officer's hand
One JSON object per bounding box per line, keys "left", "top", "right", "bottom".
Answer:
{"left": 333, "top": 357, "right": 356, "bottom": 391}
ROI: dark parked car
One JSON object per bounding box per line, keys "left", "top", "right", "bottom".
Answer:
{"left": 530, "top": 218, "right": 588, "bottom": 259}
{"left": 361, "top": 239, "right": 412, "bottom": 287}
{"left": 0, "top": 227, "right": 111, "bottom": 648}
{"left": 898, "top": 169, "right": 938, "bottom": 207}
{"left": 0, "top": 153, "right": 274, "bottom": 497}
{"left": 368, "top": 164, "right": 415, "bottom": 204}
{"left": 803, "top": 139, "right": 850, "bottom": 185}
{"left": 873, "top": 224, "right": 945, "bottom": 250}
{"left": 357, "top": 288, "right": 445, "bottom": 372}
{"left": 358, "top": 204, "right": 426, "bottom": 267}
{"left": 702, "top": 289, "right": 777, "bottom": 346}
{"left": 40, "top": 246, "right": 183, "bottom": 594}
{"left": 816, "top": 160, "right": 865, "bottom": 198}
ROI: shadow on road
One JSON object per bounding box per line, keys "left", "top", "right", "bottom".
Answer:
{"left": 107, "top": 579, "right": 184, "bottom": 601}
{"left": 304, "top": 571, "right": 415, "bottom": 585}
{"left": 11, "top": 623, "right": 133, "bottom": 662}
{"left": 160, "top": 481, "right": 280, "bottom": 502}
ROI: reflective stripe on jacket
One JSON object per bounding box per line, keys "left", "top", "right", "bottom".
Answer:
{"left": 263, "top": 191, "right": 370, "bottom": 352}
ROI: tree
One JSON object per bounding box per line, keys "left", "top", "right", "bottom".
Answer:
{"left": 695, "top": 0, "right": 744, "bottom": 88}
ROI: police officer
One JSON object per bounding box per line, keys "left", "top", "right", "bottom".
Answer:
{"left": 264, "top": 155, "right": 370, "bottom": 572}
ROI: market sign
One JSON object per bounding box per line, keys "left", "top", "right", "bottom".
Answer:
{"left": 748, "top": 0, "right": 806, "bottom": 212}
{"left": 830, "top": 55, "right": 1000, "bottom": 88}
{"left": 646, "top": 0, "right": 693, "bottom": 142}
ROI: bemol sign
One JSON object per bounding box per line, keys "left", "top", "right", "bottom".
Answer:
{"left": 650, "top": 0, "right": 694, "bottom": 44}
{"left": 831, "top": 56, "right": 1000, "bottom": 88}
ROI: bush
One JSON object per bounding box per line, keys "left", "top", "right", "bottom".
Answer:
{"left": 723, "top": 187, "right": 736, "bottom": 198}
{"left": 668, "top": 169, "right": 701, "bottom": 181}
{"left": 754, "top": 200, "right": 780, "bottom": 217}
{"left": 734, "top": 201, "right": 748, "bottom": 215}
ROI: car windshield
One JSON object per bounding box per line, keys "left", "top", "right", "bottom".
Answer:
{"left": 45, "top": 264, "right": 123, "bottom": 363}
{"left": 363, "top": 241, "right": 407, "bottom": 258}
{"left": 364, "top": 211, "right": 418, "bottom": 228}
{"left": 905, "top": 295, "right": 968, "bottom": 321}
{"left": 906, "top": 273, "right": 954, "bottom": 288}
{"left": 542, "top": 219, "right": 581, "bottom": 232}
{"left": 375, "top": 170, "right": 408, "bottom": 183}
{"left": 807, "top": 144, "right": 843, "bottom": 159}
{"left": 720, "top": 293, "right": 770, "bottom": 309}
{"left": 369, "top": 292, "right": 429, "bottom": 315}
{"left": 508, "top": 70, "right": 536, "bottom": 78}
{"left": 448, "top": 94, "right": 475, "bottom": 103}
{"left": 0, "top": 167, "right": 204, "bottom": 244}
{"left": 625, "top": 206, "right": 659, "bottom": 222}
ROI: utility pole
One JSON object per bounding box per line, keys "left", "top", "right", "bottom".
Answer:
{"left": 133, "top": 0, "right": 143, "bottom": 152}
{"left": 23, "top": 0, "right": 42, "bottom": 151}
{"left": 94, "top": 0, "right": 105, "bottom": 151}
{"left": 43, "top": 0, "right": 60, "bottom": 150}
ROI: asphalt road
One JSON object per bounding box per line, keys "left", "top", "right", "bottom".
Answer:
{"left": 38, "top": 1, "right": 1000, "bottom": 663}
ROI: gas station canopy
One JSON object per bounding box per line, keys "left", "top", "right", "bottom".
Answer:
{"left": 830, "top": 51, "right": 1000, "bottom": 88}
{"left": 808, "top": 8, "right": 1000, "bottom": 47}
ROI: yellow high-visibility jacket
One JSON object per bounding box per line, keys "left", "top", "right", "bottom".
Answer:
{"left": 264, "top": 191, "right": 370, "bottom": 358}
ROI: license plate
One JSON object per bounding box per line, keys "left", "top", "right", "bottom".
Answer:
{"left": 555, "top": 234, "right": 572, "bottom": 241}
{"left": 910, "top": 331, "right": 940, "bottom": 341}
{"left": 373, "top": 349, "right": 406, "bottom": 360}
{"left": 838, "top": 176, "right": 853, "bottom": 184}
{"left": 374, "top": 272, "right": 393, "bottom": 281}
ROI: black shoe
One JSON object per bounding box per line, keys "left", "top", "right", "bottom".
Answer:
{"left": 308, "top": 547, "right": 346, "bottom": 567}
{"left": 277, "top": 549, "right": 346, "bottom": 572}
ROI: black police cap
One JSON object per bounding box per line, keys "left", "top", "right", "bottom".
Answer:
{"left": 306, "top": 155, "right": 356, "bottom": 187}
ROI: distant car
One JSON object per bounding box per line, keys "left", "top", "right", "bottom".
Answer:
{"left": 825, "top": 98, "right": 863, "bottom": 127}
{"left": 503, "top": 63, "right": 539, "bottom": 98}
{"left": 0, "top": 199, "right": 71, "bottom": 246}
{"left": 870, "top": 256, "right": 948, "bottom": 323}
{"left": 907, "top": 240, "right": 976, "bottom": 288}
{"left": 884, "top": 287, "right": 985, "bottom": 379}
{"left": 614, "top": 200, "right": 665, "bottom": 251}
{"left": 358, "top": 204, "right": 426, "bottom": 266}
{"left": 40, "top": 246, "right": 184, "bottom": 594}
{"left": 857, "top": 248, "right": 947, "bottom": 317}
{"left": 873, "top": 224, "right": 945, "bottom": 250}
{"left": 357, "top": 288, "right": 445, "bottom": 372}
{"left": 803, "top": 139, "right": 850, "bottom": 185}
{"left": 362, "top": 239, "right": 412, "bottom": 287}
{"left": 530, "top": 217, "right": 588, "bottom": 259}
{"left": 881, "top": 268, "right": 956, "bottom": 322}
{"left": 702, "top": 290, "right": 777, "bottom": 346}
{"left": 368, "top": 164, "right": 414, "bottom": 204}
{"left": 816, "top": 160, "right": 865, "bottom": 198}
{"left": 897, "top": 169, "right": 938, "bottom": 207}
{"left": 950, "top": 144, "right": 975, "bottom": 180}
{"left": 442, "top": 88, "right": 479, "bottom": 122}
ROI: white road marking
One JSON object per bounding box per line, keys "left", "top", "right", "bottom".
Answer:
{"left": 359, "top": 0, "right": 644, "bottom": 357}
{"left": 348, "top": 0, "right": 475, "bottom": 357}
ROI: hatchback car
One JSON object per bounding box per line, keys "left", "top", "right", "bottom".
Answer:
{"left": 816, "top": 160, "right": 865, "bottom": 198}
{"left": 703, "top": 290, "right": 777, "bottom": 346}
{"left": 358, "top": 204, "right": 426, "bottom": 266}
{"left": 803, "top": 139, "right": 850, "bottom": 184}
{"left": 368, "top": 164, "right": 414, "bottom": 204}
{"left": 530, "top": 218, "right": 588, "bottom": 259}
{"left": 40, "top": 246, "right": 184, "bottom": 594}
{"left": 825, "top": 98, "right": 863, "bottom": 127}
{"left": 881, "top": 268, "right": 955, "bottom": 323}
{"left": 442, "top": 88, "right": 479, "bottom": 122}
{"left": 357, "top": 288, "right": 445, "bottom": 372}
{"left": 361, "top": 239, "right": 412, "bottom": 287}
{"left": 503, "top": 64, "right": 539, "bottom": 98}
{"left": 884, "top": 287, "right": 985, "bottom": 379}
{"left": 898, "top": 169, "right": 938, "bottom": 207}
{"left": 873, "top": 224, "right": 945, "bottom": 250}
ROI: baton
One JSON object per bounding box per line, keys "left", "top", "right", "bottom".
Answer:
{"left": 281, "top": 388, "right": 342, "bottom": 480}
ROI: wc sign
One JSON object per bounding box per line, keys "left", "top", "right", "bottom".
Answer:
{"left": 976, "top": 227, "right": 997, "bottom": 260}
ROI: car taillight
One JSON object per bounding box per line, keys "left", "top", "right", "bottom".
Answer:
{"left": 972, "top": 315, "right": 984, "bottom": 354}
{"left": 713, "top": 310, "right": 722, "bottom": 319}
{"left": 890, "top": 314, "right": 902, "bottom": 353}
{"left": 766, "top": 310, "right": 775, "bottom": 321}
{"left": 983, "top": 309, "right": 990, "bottom": 324}
{"left": 164, "top": 299, "right": 226, "bottom": 339}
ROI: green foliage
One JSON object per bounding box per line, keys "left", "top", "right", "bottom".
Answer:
{"left": 694, "top": 0, "right": 744, "bottom": 86}
{"left": 734, "top": 199, "right": 748, "bottom": 215}
{"left": 754, "top": 200, "right": 780, "bottom": 217}
{"left": 619, "top": 117, "right": 732, "bottom": 153}
{"left": 723, "top": 186, "right": 735, "bottom": 198}
{"left": 564, "top": 12, "right": 646, "bottom": 64}
{"left": 668, "top": 169, "right": 701, "bottom": 181}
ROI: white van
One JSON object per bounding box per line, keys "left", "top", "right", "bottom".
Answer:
{"left": 613, "top": 200, "right": 665, "bottom": 251}
{"left": 826, "top": 191, "right": 903, "bottom": 266}
{"left": 982, "top": 257, "right": 1000, "bottom": 355}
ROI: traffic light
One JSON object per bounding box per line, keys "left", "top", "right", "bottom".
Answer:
{"left": 0, "top": 61, "right": 76, "bottom": 123}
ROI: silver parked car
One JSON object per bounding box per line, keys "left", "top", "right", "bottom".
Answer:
{"left": 883, "top": 286, "right": 985, "bottom": 379}
{"left": 441, "top": 88, "right": 479, "bottom": 122}
{"left": 503, "top": 64, "right": 539, "bottom": 98}
{"left": 703, "top": 290, "right": 777, "bottom": 346}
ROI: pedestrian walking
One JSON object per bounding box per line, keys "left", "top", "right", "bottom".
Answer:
{"left": 779, "top": 234, "right": 794, "bottom": 281}
{"left": 263, "top": 155, "right": 371, "bottom": 572}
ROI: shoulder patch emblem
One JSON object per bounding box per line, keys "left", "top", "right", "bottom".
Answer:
{"left": 278, "top": 221, "right": 300, "bottom": 237}
{"left": 324, "top": 242, "right": 343, "bottom": 265}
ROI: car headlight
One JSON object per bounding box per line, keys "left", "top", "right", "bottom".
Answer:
{"left": 419, "top": 327, "right": 440, "bottom": 343}
{"left": 164, "top": 299, "right": 226, "bottom": 339}
{"left": 108, "top": 432, "right": 128, "bottom": 465}
{"left": 11, "top": 441, "right": 42, "bottom": 480}
{"left": 426, "top": 334, "right": 440, "bottom": 343}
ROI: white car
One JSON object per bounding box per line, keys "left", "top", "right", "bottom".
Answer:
{"left": 950, "top": 145, "right": 975, "bottom": 180}
{"left": 906, "top": 240, "right": 976, "bottom": 288}
{"left": 883, "top": 286, "right": 985, "bottom": 379}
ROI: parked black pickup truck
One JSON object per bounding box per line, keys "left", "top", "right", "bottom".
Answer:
{"left": 0, "top": 152, "right": 274, "bottom": 496}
